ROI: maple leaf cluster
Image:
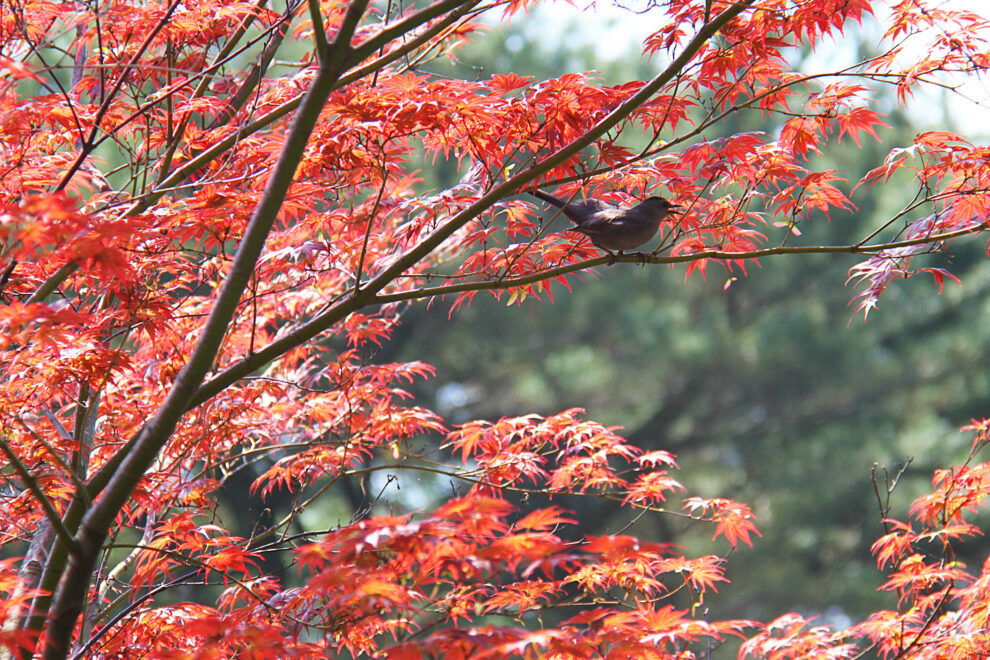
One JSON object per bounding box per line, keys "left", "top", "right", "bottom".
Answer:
{"left": 0, "top": 0, "right": 988, "bottom": 657}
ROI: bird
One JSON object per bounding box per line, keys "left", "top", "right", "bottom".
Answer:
{"left": 529, "top": 189, "right": 681, "bottom": 256}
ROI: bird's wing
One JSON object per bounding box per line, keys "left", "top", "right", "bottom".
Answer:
{"left": 576, "top": 206, "right": 627, "bottom": 227}
{"left": 531, "top": 190, "right": 620, "bottom": 224}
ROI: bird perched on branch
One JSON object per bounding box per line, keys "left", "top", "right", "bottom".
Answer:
{"left": 529, "top": 190, "right": 681, "bottom": 256}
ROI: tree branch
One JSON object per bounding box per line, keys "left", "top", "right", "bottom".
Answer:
{"left": 39, "top": 0, "right": 374, "bottom": 654}
{"left": 369, "top": 221, "right": 990, "bottom": 304}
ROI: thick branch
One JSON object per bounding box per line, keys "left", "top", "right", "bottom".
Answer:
{"left": 67, "top": 0, "right": 488, "bottom": 513}
{"left": 40, "top": 1, "right": 373, "bottom": 655}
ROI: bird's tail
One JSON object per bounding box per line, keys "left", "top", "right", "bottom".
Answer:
{"left": 528, "top": 189, "right": 566, "bottom": 208}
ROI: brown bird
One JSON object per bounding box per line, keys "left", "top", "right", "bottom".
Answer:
{"left": 530, "top": 190, "right": 681, "bottom": 255}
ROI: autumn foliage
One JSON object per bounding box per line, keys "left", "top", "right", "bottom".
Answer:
{"left": 1, "top": 0, "right": 990, "bottom": 657}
